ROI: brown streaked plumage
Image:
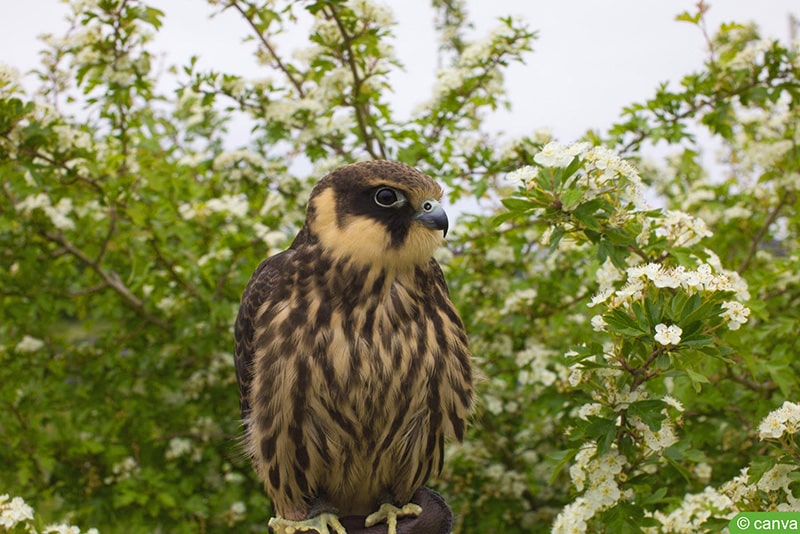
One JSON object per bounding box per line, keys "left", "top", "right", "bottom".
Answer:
{"left": 234, "top": 160, "right": 473, "bottom": 533}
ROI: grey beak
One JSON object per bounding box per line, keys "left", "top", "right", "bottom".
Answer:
{"left": 414, "top": 199, "right": 449, "bottom": 237}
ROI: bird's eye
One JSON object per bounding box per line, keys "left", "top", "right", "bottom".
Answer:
{"left": 374, "top": 187, "right": 405, "bottom": 208}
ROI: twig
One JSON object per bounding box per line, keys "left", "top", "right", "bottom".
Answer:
{"left": 738, "top": 191, "right": 793, "bottom": 274}
{"left": 227, "top": 1, "right": 306, "bottom": 97}
{"left": 325, "top": 4, "right": 386, "bottom": 159}
{"left": 41, "top": 230, "right": 169, "bottom": 329}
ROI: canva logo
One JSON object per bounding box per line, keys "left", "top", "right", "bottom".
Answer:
{"left": 730, "top": 513, "right": 800, "bottom": 533}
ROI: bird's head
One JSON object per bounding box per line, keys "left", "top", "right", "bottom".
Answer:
{"left": 303, "top": 160, "right": 448, "bottom": 271}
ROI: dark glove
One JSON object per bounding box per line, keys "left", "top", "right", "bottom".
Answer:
{"left": 339, "top": 487, "right": 453, "bottom": 534}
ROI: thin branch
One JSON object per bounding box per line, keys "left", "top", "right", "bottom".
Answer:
{"left": 41, "top": 230, "right": 169, "bottom": 329}
{"left": 738, "top": 190, "right": 793, "bottom": 274}
{"left": 725, "top": 368, "right": 778, "bottom": 393}
{"left": 148, "top": 236, "right": 206, "bottom": 303}
{"left": 7, "top": 402, "right": 47, "bottom": 483}
{"left": 227, "top": 1, "right": 306, "bottom": 97}
{"left": 325, "top": 4, "right": 386, "bottom": 159}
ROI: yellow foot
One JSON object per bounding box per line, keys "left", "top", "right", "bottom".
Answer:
{"left": 364, "top": 502, "right": 422, "bottom": 534}
{"left": 268, "top": 513, "right": 347, "bottom": 534}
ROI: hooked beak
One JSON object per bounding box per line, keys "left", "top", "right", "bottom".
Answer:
{"left": 414, "top": 199, "right": 449, "bottom": 237}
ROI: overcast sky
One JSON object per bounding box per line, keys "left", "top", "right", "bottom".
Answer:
{"left": 1, "top": 1, "right": 797, "bottom": 144}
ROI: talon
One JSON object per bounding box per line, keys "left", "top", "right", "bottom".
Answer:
{"left": 365, "top": 502, "right": 422, "bottom": 534}
{"left": 269, "top": 513, "right": 347, "bottom": 534}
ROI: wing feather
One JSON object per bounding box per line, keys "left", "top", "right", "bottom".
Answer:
{"left": 234, "top": 250, "right": 295, "bottom": 422}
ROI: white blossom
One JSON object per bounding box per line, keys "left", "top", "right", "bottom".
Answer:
{"left": 587, "top": 288, "right": 613, "bottom": 308}
{"left": 486, "top": 244, "right": 515, "bottom": 265}
{"left": 0, "top": 64, "right": 21, "bottom": 89}
{"left": 654, "top": 323, "right": 682, "bottom": 346}
{"left": 43, "top": 526, "right": 81, "bottom": 534}
{"left": 638, "top": 419, "right": 678, "bottom": 452}
{"left": 596, "top": 258, "right": 623, "bottom": 292}
{"left": 590, "top": 314, "right": 607, "bottom": 332}
{"left": 758, "top": 401, "right": 800, "bottom": 440}
{"left": 15, "top": 335, "right": 45, "bottom": 352}
{"left": 662, "top": 395, "right": 684, "bottom": 412}
{"left": 0, "top": 495, "right": 34, "bottom": 529}
{"left": 104, "top": 456, "right": 140, "bottom": 484}
{"left": 721, "top": 467, "right": 758, "bottom": 505}
{"left": 501, "top": 287, "right": 537, "bottom": 314}
{"left": 229, "top": 500, "right": 247, "bottom": 520}
{"left": 16, "top": 193, "right": 76, "bottom": 230}
{"left": 206, "top": 194, "right": 249, "bottom": 218}
{"left": 577, "top": 403, "right": 603, "bottom": 421}
{"left": 720, "top": 300, "right": 750, "bottom": 330}
{"left": 657, "top": 210, "right": 713, "bottom": 247}
{"left": 756, "top": 463, "right": 796, "bottom": 493}
{"left": 557, "top": 443, "right": 627, "bottom": 532}
{"left": 651, "top": 486, "right": 734, "bottom": 531}
{"left": 694, "top": 462, "right": 712, "bottom": 484}
{"left": 506, "top": 165, "right": 537, "bottom": 187}
{"left": 534, "top": 141, "right": 579, "bottom": 168}
{"left": 165, "top": 437, "right": 193, "bottom": 460}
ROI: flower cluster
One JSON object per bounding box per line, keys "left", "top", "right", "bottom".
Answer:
{"left": 758, "top": 401, "right": 800, "bottom": 440}
{"left": 654, "top": 323, "right": 682, "bottom": 346}
{"left": 211, "top": 149, "right": 270, "bottom": 183}
{"left": 590, "top": 261, "right": 751, "bottom": 332}
{"left": 0, "top": 64, "right": 20, "bottom": 91}
{"left": 647, "top": 487, "right": 734, "bottom": 532}
{"left": 720, "top": 301, "right": 751, "bottom": 330}
{"left": 103, "top": 456, "right": 140, "bottom": 485}
{"left": 16, "top": 193, "right": 76, "bottom": 231}
{"left": 178, "top": 194, "right": 249, "bottom": 222}
{"left": 426, "top": 16, "right": 532, "bottom": 104}
{"left": 15, "top": 335, "right": 45, "bottom": 353}
{"left": 0, "top": 494, "right": 97, "bottom": 533}
{"left": 515, "top": 341, "right": 558, "bottom": 388}
{"left": 636, "top": 418, "right": 679, "bottom": 452}
{"left": 552, "top": 443, "right": 628, "bottom": 533}
{"left": 1, "top": 494, "right": 33, "bottom": 529}
{"left": 656, "top": 210, "right": 713, "bottom": 248}
{"left": 532, "top": 141, "right": 645, "bottom": 211}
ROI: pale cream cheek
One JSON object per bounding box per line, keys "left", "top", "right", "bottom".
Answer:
{"left": 322, "top": 217, "right": 442, "bottom": 269}
{"left": 309, "top": 188, "right": 444, "bottom": 269}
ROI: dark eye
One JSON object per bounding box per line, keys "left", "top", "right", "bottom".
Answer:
{"left": 374, "top": 187, "right": 405, "bottom": 207}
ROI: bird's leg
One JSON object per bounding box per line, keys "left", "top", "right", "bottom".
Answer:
{"left": 268, "top": 513, "right": 347, "bottom": 534}
{"left": 364, "top": 502, "right": 423, "bottom": 534}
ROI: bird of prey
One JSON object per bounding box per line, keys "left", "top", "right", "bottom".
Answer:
{"left": 234, "top": 160, "right": 474, "bottom": 534}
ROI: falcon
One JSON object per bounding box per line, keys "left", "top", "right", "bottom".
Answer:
{"left": 234, "top": 160, "right": 474, "bottom": 534}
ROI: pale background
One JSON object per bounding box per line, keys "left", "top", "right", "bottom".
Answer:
{"left": 2, "top": 1, "right": 797, "bottom": 144}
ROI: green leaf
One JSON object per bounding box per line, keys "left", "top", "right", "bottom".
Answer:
{"left": 602, "top": 502, "right": 651, "bottom": 533}
{"left": 572, "top": 199, "right": 603, "bottom": 231}
{"left": 663, "top": 447, "right": 693, "bottom": 482}
{"left": 627, "top": 399, "right": 667, "bottom": 431}
{"left": 500, "top": 197, "right": 534, "bottom": 212}
{"left": 747, "top": 456, "right": 778, "bottom": 485}
{"left": 675, "top": 11, "right": 702, "bottom": 24}
{"left": 643, "top": 486, "right": 669, "bottom": 505}
{"left": 562, "top": 156, "right": 583, "bottom": 179}
{"left": 680, "top": 296, "right": 720, "bottom": 324}
{"left": 583, "top": 416, "right": 618, "bottom": 455}
{"left": 605, "top": 309, "right": 648, "bottom": 337}
{"left": 683, "top": 368, "right": 710, "bottom": 392}
{"left": 680, "top": 334, "right": 714, "bottom": 348}
{"left": 491, "top": 209, "right": 520, "bottom": 226}
{"left": 560, "top": 188, "right": 583, "bottom": 210}
{"left": 547, "top": 448, "right": 579, "bottom": 485}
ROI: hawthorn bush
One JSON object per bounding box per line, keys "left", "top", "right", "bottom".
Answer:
{"left": 1, "top": 1, "right": 798, "bottom": 532}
